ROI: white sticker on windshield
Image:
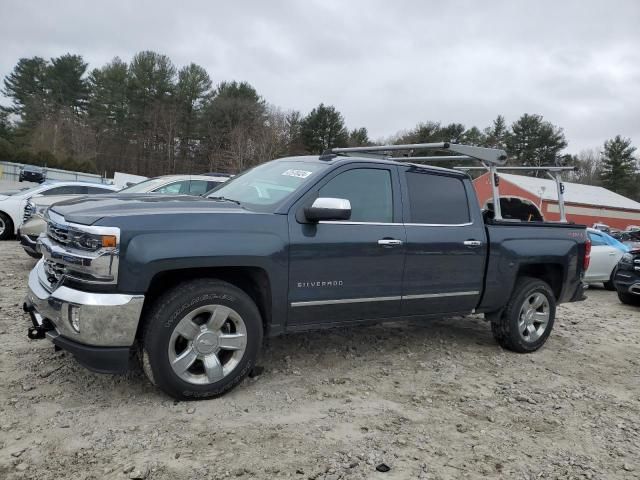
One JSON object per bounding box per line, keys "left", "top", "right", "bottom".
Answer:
{"left": 282, "top": 169, "right": 313, "bottom": 179}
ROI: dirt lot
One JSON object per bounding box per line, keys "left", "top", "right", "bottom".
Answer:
{"left": 0, "top": 241, "right": 639, "bottom": 480}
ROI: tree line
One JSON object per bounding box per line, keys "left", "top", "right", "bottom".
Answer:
{"left": 0, "top": 51, "right": 638, "bottom": 200}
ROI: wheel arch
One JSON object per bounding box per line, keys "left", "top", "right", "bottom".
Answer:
{"left": 138, "top": 266, "right": 273, "bottom": 338}
{"left": 516, "top": 263, "right": 564, "bottom": 300}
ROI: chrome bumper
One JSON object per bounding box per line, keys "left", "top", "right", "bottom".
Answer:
{"left": 24, "top": 260, "right": 144, "bottom": 347}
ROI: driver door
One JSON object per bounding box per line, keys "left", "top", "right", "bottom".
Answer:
{"left": 287, "top": 165, "right": 406, "bottom": 327}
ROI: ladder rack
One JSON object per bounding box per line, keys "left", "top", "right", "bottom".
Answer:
{"left": 323, "top": 143, "right": 575, "bottom": 222}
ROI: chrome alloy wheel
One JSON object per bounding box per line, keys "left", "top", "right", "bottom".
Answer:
{"left": 518, "top": 292, "right": 550, "bottom": 342}
{"left": 168, "top": 305, "right": 248, "bottom": 385}
{"left": 0, "top": 217, "right": 5, "bottom": 236}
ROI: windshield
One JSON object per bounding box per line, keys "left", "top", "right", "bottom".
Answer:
{"left": 119, "top": 177, "right": 169, "bottom": 193}
{"left": 206, "top": 160, "right": 328, "bottom": 211}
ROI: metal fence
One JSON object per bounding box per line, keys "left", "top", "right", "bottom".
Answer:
{"left": 0, "top": 161, "right": 109, "bottom": 184}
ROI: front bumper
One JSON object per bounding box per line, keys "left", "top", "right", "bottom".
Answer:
{"left": 24, "top": 260, "right": 145, "bottom": 371}
{"left": 614, "top": 266, "right": 640, "bottom": 296}
{"left": 19, "top": 232, "right": 39, "bottom": 255}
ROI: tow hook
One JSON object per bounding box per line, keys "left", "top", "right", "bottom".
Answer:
{"left": 28, "top": 326, "right": 47, "bottom": 340}
{"left": 23, "top": 302, "right": 54, "bottom": 340}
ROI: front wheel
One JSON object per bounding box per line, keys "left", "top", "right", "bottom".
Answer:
{"left": 603, "top": 269, "right": 616, "bottom": 291}
{"left": 0, "top": 212, "right": 14, "bottom": 240}
{"left": 141, "top": 279, "right": 263, "bottom": 400}
{"left": 617, "top": 290, "right": 640, "bottom": 306}
{"left": 491, "top": 277, "right": 556, "bottom": 353}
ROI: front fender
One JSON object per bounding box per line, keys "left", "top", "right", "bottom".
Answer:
{"left": 119, "top": 230, "right": 288, "bottom": 293}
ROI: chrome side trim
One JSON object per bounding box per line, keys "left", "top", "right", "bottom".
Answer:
{"left": 319, "top": 221, "right": 403, "bottom": 226}
{"left": 406, "top": 222, "right": 473, "bottom": 227}
{"left": 290, "top": 290, "right": 480, "bottom": 307}
{"left": 402, "top": 291, "right": 479, "bottom": 300}
{"left": 318, "top": 221, "right": 473, "bottom": 227}
{"left": 291, "top": 296, "right": 401, "bottom": 307}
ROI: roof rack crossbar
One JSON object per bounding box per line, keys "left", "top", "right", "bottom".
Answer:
{"left": 388, "top": 155, "right": 473, "bottom": 161}
{"left": 454, "top": 166, "right": 576, "bottom": 172}
{"left": 327, "top": 142, "right": 508, "bottom": 166}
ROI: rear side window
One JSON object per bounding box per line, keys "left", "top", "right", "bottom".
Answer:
{"left": 41, "top": 185, "right": 89, "bottom": 195}
{"left": 405, "top": 171, "right": 470, "bottom": 224}
{"left": 86, "top": 186, "right": 113, "bottom": 194}
{"left": 319, "top": 168, "right": 393, "bottom": 223}
{"left": 154, "top": 181, "right": 187, "bottom": 194}
{"left": 206, "top": 181, "right": 223, "bottom": 191}
{"left": 188, "top": 180, "right": 210, "bottom": 195}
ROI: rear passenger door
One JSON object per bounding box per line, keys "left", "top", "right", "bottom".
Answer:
{"left": 399, "top": 166, "right": 487, "bottom": 315}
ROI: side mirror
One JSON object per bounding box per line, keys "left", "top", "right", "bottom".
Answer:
{"left": 304, "top": 197, "right": 351, "bottom": 222}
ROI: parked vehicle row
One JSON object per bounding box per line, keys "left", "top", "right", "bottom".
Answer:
{"left": 22, "top": 143, "right": 591, "bottom": 400}
{"left": 16, "top": 174, "right": 231, "bottom": 257}
{"left": 0, "top": 181, "right": 118, "bottom": 241}
{"left": 584, "top": 227, "right": 628, "bottom": 290}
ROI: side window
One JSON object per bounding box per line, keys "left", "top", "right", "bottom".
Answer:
{"left": 405, "top": 171, "right": 470, "bottom": 224}
{"left": 588, "top": 232, "right": 606, "bottom": 246}
{"left": 41, "top": 185, "right": 88, "bottom": 196}
{"left": 206, "top": 181, "right": 223, "bottom": 191}
{"left": 154, "top": 181, "right": 186, "bottom": 194}
{"left": 86, "top": 186, "right": 113, "bottom": 194}
{"left": 188, "top": 180, "right": 209, "bottom": 195}
{"left": 318, "top": 168, "right": 393, "bottom": 223}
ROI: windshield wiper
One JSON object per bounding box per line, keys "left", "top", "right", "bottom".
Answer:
{"left": 208, "top": 196, "right": 242, "bottom": 205}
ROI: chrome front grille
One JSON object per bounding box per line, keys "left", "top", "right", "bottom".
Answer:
{"left": 43, "top": 258, "right": 65, "bottom": 285}
{"left": 47, "top": 222, "right": 71, "bottom": 245}
{"left": 23, "top": 203, "right": 34, "bottom": 223}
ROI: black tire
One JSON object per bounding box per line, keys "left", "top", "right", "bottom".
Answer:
{"left": 141, "top": 278, "right": 263, "bottom": 400}
{"left": 491, "top": 277, "right": 556, "bottom": 353}
{"left": 0, "top": 212, "right": 14, "bottom": 240}
{"left": 617, "top": 290, "right": 640, "bottom": 306}
{"left": 24, "top": 249, "right": 42, "bottom": 259}
{"left": 603, "top": 269, "right": 616, "bottom": 291}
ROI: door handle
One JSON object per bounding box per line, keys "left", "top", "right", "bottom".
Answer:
{"left": 463, "top": 240, "right": 482, "bottom": 248}
{"left": 378, "top": 239, "right": 403, "bottom": 246}
{"left": 608, "top": 252, "right": 617, "bottom": 256}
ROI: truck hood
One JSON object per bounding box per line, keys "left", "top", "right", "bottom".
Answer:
{"left": 49, "top": 194, "right": 246, "bottom": 225}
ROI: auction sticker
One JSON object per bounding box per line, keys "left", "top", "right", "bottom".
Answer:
{"left": 282, "top": 169, "right": 313, "bottom": 179}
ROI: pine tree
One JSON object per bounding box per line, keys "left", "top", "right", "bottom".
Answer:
{"left": 600, "top": 135, "right": 638, "bottom": 198}
{"left": 300, "top": 103, "right": 348, "bottom": 154}
{"left": 506, "top": 114, "right": 567, "bottom": 173}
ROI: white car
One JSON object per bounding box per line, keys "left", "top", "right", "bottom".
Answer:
{"left": 0, "top": 182, "right": 117, "bottom": 240}
{"left": 585, "top": 227, "right": 627, "bottom": 290}
{"left": 119, "top": 174, "right": 229, "bottom": 195}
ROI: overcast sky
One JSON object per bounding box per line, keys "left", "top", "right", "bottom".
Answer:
{"left": 1, "top": 0, "right": 639, "bottom": 153}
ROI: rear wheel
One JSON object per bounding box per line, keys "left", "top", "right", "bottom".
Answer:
{"left": 0, "top": 212, "right": 14, "bottom": 240}
{"left": 141, "top": 279, "right": 263, "bottom": 400}
{"left": 491, "top": 277, "right": 556, "bottom": 353}
{"left": 617, "top": 290, "right": 640, "bottom": 306}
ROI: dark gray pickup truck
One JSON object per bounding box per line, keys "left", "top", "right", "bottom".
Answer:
{"left": 24, "top": 143, "right": 589, "bottom": 399}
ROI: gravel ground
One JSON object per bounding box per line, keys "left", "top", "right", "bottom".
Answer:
{"left": 0, "top": 240, "right": 639, "bottom": 480}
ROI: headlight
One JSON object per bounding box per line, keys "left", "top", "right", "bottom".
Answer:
{"left": 620, "top": 253, "right": 634, "bottom": 264}
{"left": 67, "top": 227, "right": 118, "bottom": 252}
{"left": 35, "top": 205, "right": 49, "bottom": 218}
